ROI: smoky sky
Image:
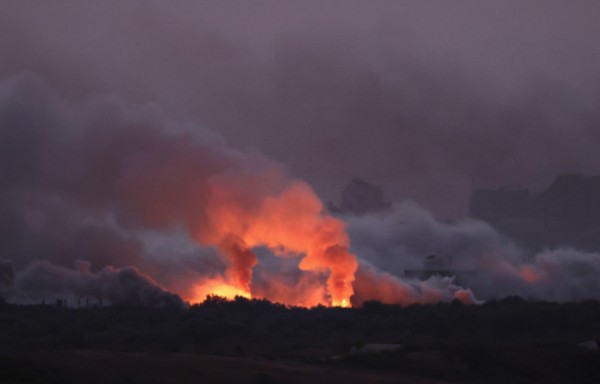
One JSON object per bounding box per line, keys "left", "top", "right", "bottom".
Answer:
{"left": 344, "top": 203, "right": 600, "bottom": 304}
{"left": 1, "top": 0, "right": 600, "bottom": 219}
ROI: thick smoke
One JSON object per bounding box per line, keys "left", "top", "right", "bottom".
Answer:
{"left": 1, "top": 73, "right": 598, "bottom": 307}
{"left": 249, "top": 261, "right": 330, "bottom": 308}
{"left": 0, "top": 73, "right": 231, "bottom": 305}
{"left": 0, "top": 74, "right": 359, "bottom": 307}
{"left": 2, "top": 73, "right": 599, "bottom": 307}
{"left": 15, "top": 260, "right": 184, "bottom": 308}
{"left": 345, "top": 201, "right": 521, "bottom": 275}
{"left": 463, "top": 249, "right": 600, "bottom": 302}
{"left": 205, "top": 178, "right": 358, "bottom": 305}
{"left": 351, "top": 262, "right": 478, "bottom": 307}
{"left": 1, "top": 2, "right": 600, "bottom": 219}
{"left": 345, "top": 202, "right": 600, "bottom": 303}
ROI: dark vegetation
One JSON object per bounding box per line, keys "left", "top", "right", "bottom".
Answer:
{"left": 1, "top": 296, "right": 599, "bottom": 383}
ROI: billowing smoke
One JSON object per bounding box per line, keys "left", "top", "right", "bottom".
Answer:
{"left": 0, "top": 74, "right": 358, "bottom": 307}
{"left": 203, "top": 177, "right": 358, "bottom": 306}
{"left": 463, "top": 249, "right": 600, "bottom": 302}
{"left": 351, "top": 262, "right": 478, "bottom": 306}
{"left": 2, "top": 2, "right": 599, "bottom": 308}
{"left": 2, "top": 2, "right": 600, "bottom": 221}
{"left": 345, "top": 201, "right": 519, "bottom": 275}
{"left": 2, "top": 73, "right": 599, "bottom": 308}
{"left": 16, "top": 260, "right": 184, "bottom": 308}
{"left": 344, "top": 202, "right": 600, "bottom": 303}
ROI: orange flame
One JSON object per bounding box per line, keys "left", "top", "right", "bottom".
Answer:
{"left": 196, "top": 177, "right": 358, "bottom": 307}
{"left": 190, "top": 276, "right": 251, "bottom": 303}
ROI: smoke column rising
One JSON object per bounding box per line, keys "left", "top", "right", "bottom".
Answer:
{"left": 0, "top": 74, "right": 363, "bottom": 307}
{"left": 1, "top": 74, "right": 598, "bottom": 307}
{"left": 2, "top": 1, "right": 600, "bottom": 219}
{"left": 345, "top": 202, "right": 600, "bottom": 303}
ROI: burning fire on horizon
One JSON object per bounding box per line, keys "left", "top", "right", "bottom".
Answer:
{"left": 0, "top": 75, "right": 367, "bottom": 309}
{"left": 196, "top": 179, "right": 358, "bottom": 307}
{"left": 183, "top": 180, "right": 358, "bottom": 307}
{"left": 2, "top": 74, "right": 600, "bottom": 310}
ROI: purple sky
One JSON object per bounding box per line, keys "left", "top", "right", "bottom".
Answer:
{"left": 2, "top": 1, "right": 600, "bottom": 218}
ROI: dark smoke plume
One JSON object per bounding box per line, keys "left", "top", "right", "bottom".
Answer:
{"left": 0, "top": 74, "right": 236, "bottom": 304}
{"left": 1, "top": 1, "right": 599, "bottom": 218}
{"left": 0, "top": 74, "right": 362, "bottom": 306}
{"left": 2, "top": 73, "right": 600, "bottom": 306}
{"left": 16, "top": 260, "right": 184, "bottom": 308}
{"left": 345, "top": 202, "right": 600, "bottom": 303}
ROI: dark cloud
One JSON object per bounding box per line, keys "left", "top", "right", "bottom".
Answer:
{"left": 0, "top": 74, "right": 245, "bottom": 304}
{"left": 346, "top": 203, "right": 600, "bottom": 303}
{"left": 0, "top": 74, "right": 228, "bottom": 274}
{"left": 345, "top": 201, "right": 522, "bottom": 274}
{"left": 351, "top": 262, "right": 478, "bottom": 307}
{"left": 0, "top": 258, "right": 16, "bottom": 301}
{"left": 15, "top": 260, "right": 184, "bottom": 308}
{"left": 0, "top": 72, "right": 598, "bottom": 305}
{"left": 0, "top": 258, "right": 15, "bottom": 289}
{"left": 1, "top": 2, "right": 599, "bottom": 217}
{"left": 1, "top": 2, "right": 600, "bottom": 306}
{"left": 0, "top": 74, "right": 348, "bottom": 306}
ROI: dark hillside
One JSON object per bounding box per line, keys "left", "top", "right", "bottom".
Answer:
{"left": 1, "top": 297, "right": 600, "bottom": 383}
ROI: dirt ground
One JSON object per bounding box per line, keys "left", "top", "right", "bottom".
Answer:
{"left": 0, "top": 351, "right": 451, "bottom": 384}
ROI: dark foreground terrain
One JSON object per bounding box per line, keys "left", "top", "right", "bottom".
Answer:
{"left": 1, "top": 296, "right": 599, "bottom": 383}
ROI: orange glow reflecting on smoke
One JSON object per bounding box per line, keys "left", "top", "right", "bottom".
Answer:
{"left": 519, "top": 265, "right": 544, "bottom": 283}
{"left": 191, "top": 278, "right": 251, "bottom": 303}
{"left": 201, "top": 179, "right": 358, "bottom": 307}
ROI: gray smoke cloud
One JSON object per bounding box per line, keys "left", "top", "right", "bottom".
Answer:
{"left": 0, "top": 73, "right": 245, "bottom": 305}
{"left": 15, "top": 260, "right": 184, "bottom": 308}
{"left": 1, "top": 73, "right": 599, "bottom": 306}
{"left": 0, "top": 74, "right": 359, "bottom": 307}
{"left": 2, "top": 1, "right": 600, "bottom": 218}
{"left": 351, "top": 261, "right": 479, "bottom": 307}
{"left": 0, "top": 0, "right": 600, "bottom": 218}
{"left": 2, "top": 1, "right": 600, "bottom": 306}
{"left": 345, "top": 202, "right": 600, "bottom": 303}
{"left": 345, "top": 201, "right": 521, "bottom": 274}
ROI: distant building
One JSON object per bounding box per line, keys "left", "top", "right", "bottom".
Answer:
{"left": 469, "top": 174, "right": 600, "bottom": 252}
{"left": 469, "top": 185, "right": 535, "bottom": 223}
{"left": 328, "top": 179, "right": 391, "bottom": 215}
{"left": 405, "top": 254, "right": 475, "bottom": 284}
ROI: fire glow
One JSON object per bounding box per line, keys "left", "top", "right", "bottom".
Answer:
{"left": 189, "top": 179, "right": 359, "bottom": 307}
